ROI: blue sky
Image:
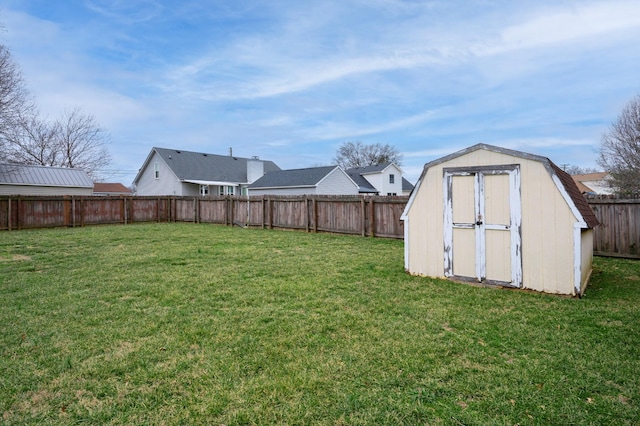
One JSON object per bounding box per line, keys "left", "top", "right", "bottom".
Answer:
{"left": 1, "top": 0, "right": 639, "bottom": 185}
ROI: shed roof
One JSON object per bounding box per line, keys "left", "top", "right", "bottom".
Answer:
{"left": 407, "top": 144, "right": 599, "bottom": 228}
{"left": 0, "top": 163, "right": 94, "bottom": 188}
{"left": 249, "top": 166, "right": 340, "bottom": 188}
{"left": 133, "top": 147, "right": 281, "bottom": 184}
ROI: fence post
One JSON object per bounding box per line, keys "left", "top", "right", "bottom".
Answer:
{"left": 7, "top": 197, "right": 11, "bottom": 231}
{"left": 63, "top": 195, "right": 70, "bottom": 227}
{"left": 17, "top": 197, "right": 21, "bottom": 230}
{"left": 305, "top": 196, "right": 310, "bottom": 232}
{"left": 312, "top": 197, "right": 317, "bottom": 233}
{"left": 361, "top": 197, "right": 366, "bottom": 237}
{"left": 369, "top": 197, "right": 375, "bottom": 238}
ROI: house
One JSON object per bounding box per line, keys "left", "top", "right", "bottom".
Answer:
{"left": 133, "top": 147, "right": 280, "bottom": 196}
{"left": 401, "top": 144, "right": 599, "bottom": 296}
{"left": 401, "top": 178, "right": 414, "bottom": 196}
{"left": 93, "top": 182, "right": 132, "bottom": 196}
{"left": 345, "top": 162, "right": 413, "bottom": 195}
{"left": 0, "top": 163, "right": 94, "bottom": 196}
{"left": 572, "top": 172, "right": 613, "bottom": 195}
{"left": 248, "top": 166, "right": 360, "bottom": 196}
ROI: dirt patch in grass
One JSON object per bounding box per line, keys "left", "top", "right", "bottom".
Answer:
{"left": 0, "top": 254, "right": 31, "bottom": 261}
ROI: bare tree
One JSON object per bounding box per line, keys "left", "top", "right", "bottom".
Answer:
{"left": 4, "top": 107, "right": 112, "bottom": 179}
{"left": 3, "top": 113, "right": 58, "bottom": 165}
{"left": 561, "top": 164, "right": 600, "bottom": 175}
{"left": 333, "top": 141, "right": 402, "bottom": 169}
{"left": 54, "top": 107, "right": 112, "bottom": 178}
{"left": 598, "top": 94, "right": 640, "bottom": 196}
{"left": 0, "top": 44, "right": 34, "bottom": 160}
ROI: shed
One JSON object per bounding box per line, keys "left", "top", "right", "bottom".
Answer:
{"left": 401, "top": 144, "right": 599, "bottom": 296}
{"left": 0, "top": 163, "right": 94, "bottom": 196}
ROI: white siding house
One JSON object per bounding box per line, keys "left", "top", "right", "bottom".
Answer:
{"left": 133, "top": 147, "right": 280, "bottom": 196}
{"left": 0, "top": 163, "right": 94, "bottom": 196}
{"left": 346, "top": 163, "right": 413, "bottom": 195}
{"left": 248, "top": 166, "right": 360, "bottom": 196}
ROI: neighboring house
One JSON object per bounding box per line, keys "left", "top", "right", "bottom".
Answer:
{"left": 0, "top": 163, "right": 94, "bottom": 196}
{"left": 572, "top": 172, "right": 613, "bottom": 195}
{"left": 93, "top": 182, "right": 132, "bottom": 196}
{"left": 345, "top": 162, "right": 413, "bottom": 195}
{"left": 248, "top": 166, "right": 360, "bottom": 196}
{"left": 133, "top": 147, "right": 280, "bottom": 196}
{"left": 401, "top": 177, "right": 414, "bottom": 196}
{"left": 402, "top": 143, "right": 599, "bottom": 297}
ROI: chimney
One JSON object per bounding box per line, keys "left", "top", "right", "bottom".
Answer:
{"left": 247, "top": 157, "right": 264, "bottom": 184}
{"left": 229, "top": 147, "right": 233, "bottom": 157}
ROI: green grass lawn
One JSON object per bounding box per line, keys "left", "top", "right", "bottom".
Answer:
{"left": 1, "top": 223, "right": 638, "bottom": 425}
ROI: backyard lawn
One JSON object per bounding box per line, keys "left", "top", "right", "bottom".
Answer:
{"left": 1, "top": 223, "right": 638, "bottom": 425}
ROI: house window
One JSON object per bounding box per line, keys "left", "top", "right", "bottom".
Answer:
{"left": 154, "top": 162, "right": 160, "bottom": 179}
{"left": 387, "top": 192, "right": 397, "bottom": 196}
{"left": 200, "top": 185, "right": 209, "bottom": 196}
{"left": 389, "top": 174, "right": 395, "bottom": 184}
{"left": 219, "top": 186, "right": 235, "bottom": 195}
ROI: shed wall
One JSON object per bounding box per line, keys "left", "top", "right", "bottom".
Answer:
{"left": 580, "top": 229, "right": 594, "bottom": 294}
{"left": 406, "top": 149, "right": 581, "bottom": 294}
{"left": 0, "top": 185, "right": 93, "bottom": 196}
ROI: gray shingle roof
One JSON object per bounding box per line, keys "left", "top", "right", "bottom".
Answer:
{"left": 402, "top": 177, "right": 414, "bottom": 192}
{"left": 346, "top": 162, "right": 392, "bottom": 175}
{"left": 152, "top": 147, "right": 281, "bottom": 183}
{"left": 249, "top": 166, "right": 338, "bottom": 188}
{"left": 346, "top": 162, "right": 404, "bottom": 193}
{"left": 0, "top": 163, "right": 93, "bottom": 188}
{"left": 344, "top": 170, "right": 378, "bottom": 193}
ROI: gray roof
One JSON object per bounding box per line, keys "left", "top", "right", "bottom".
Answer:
{"left": 136, "top": 147, "right": 281, "bottom": 184}
{"left": 344, "top": 170, "right": 378, "bottom": 193}
{"left": 346, "top": 162, "right": 393, "bottom": 175}
{"left": 402, "top": 177, "right": 414, "bottom": 192}
{"left": 249, "top": 166, "right": 339, "bottom": 188}
{"left": 0, "top": 163, "right": 94, "bottom": 188}
{"left": 346, "top": 162, "right": 411, "bottom": 193}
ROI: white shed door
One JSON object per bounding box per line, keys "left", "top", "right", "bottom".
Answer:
{"left": 444, "top": 165, "right": 522, "bottom": 287}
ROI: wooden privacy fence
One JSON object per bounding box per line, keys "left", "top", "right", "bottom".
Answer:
{"left": 0, "top": 195, "right": 408, "bottom": 239}
{"left": 1, "top": 194, "right": 639, "bottom": 258}
{"left": 589, "top": 198, "right": 640, "bottom": 258}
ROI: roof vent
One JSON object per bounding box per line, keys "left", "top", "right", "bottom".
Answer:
{"left": 251, "top": 156, "right": 259, "bottom": 160}
{"left": 176, "top": 150, "right": 181, "bottom": 154}
{"left": 203, "top": 154, "right": 208, "bottom": 157}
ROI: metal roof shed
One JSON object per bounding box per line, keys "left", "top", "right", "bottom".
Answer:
{"left": 0, "top": 163, "right": 94, "bottom": 196}
{"left": 401, "top": 144, "right": 599, "bottom": 296}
